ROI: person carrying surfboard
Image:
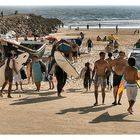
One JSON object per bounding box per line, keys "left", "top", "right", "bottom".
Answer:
{"left": 48, "top": 57, "right": 67, "bottom": 97}
{"left": 0, "top": 52, "right": 18, "bottom": 98}
{"left": 55, "top": 63, "right": 67, "bottom": 97}
{"left": 92, "top": 52, "right": 110, "bottom": 106}
{"left": 124, "top": 57, "right": 140, "bottom": 114}
{"left": 110, "top": 51, "right": 128, "bottom": 105}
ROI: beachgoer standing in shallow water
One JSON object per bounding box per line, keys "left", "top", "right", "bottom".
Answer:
{"left": 80, "top": 62, "right": 92, "bottom": 92}
{"left": 1, "top": 11, "right": 3, "bottom": 18}
{"left": 99, "top": 23, "right": 101, "bottom": 29}
{"left": 124, "top": 57, "right": 140, "bottom": 114}
{"left": 110, "top": 51, "right": 128, "bottom": 105}
{"left": 92, "top": 52, "right": 110, "bottom": 106}
{"left": 87, "top": 24, "right": 89, "bottom": 30}
{"left": 116, "top": 25, "right": 118, "bottom": 34}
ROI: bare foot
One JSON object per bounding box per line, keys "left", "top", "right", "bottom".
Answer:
{"left": 51, "top": 87, "right": 54, "bottom": 89}
{"left": 127, "top": 108, "right": 133, "bottom": 114}
{"left": 35, "top": 89, "right": 40, "bottom": 92}
{"left": 94, "top": 102, "right": 98, "bottom": 106}
{"left": 118, "top": 102, "right": 122, "bottom": 105}
{"left": 112, "top": 101, "right": 117, "bottom": 105}
{"left": 7, "top": 95, "right": 13, "bottom": 98}
{"left": 58, "top": 94, "right": 63, "bottom": 98}
{"left": 0, "top": 93, "right": 3, "bottom": 97}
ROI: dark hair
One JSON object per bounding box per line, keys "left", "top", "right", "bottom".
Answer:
{"left": 119, "top": 51, "right": 125, "bottom": 54}
{"left": 33, "top": 55, "right": 39, "bottom": 59}
{"left": 128, "top": 57, "right": 136, "bottom": 66}
{"left": 7, "top": 52, "right": 12, "bottom": 58}
{"left": 85, "top": 62, "right": 90, "bottom": 67}
{"left": 108, "top": 52, "right": 112, "bottom": 57}
{"left": 99, "top": 51, "right": 105, "bottom": 56}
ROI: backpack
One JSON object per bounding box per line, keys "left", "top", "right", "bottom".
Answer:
{"left": 39, "top": 61, "right": 46, "bottom": 73}
{"left": 20, "top": 69, "right": 27, "bottom": 80}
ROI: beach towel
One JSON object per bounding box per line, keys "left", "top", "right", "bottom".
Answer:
{"left": 118, "top": 70, "right": 140, "bottom": 94}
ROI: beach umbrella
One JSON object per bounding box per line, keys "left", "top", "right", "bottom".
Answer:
{"left": 108, "top": 35, "right": 118, "bottom": 41}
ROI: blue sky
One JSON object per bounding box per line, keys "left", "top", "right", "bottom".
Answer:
{"left": 0, "top": 0, "right": 140, "bottom": 6}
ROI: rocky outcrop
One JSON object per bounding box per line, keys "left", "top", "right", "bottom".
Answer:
{"left": 0, "top": 13, "right": 63, "bottom": 36}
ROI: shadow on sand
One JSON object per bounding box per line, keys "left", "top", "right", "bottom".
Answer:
{"left": 89, "top": 112, "right": 140, "bottom": 123}
{"left": 66, "top": 88, "right": 83, "bottom": 93}
{"left": 18, "top": 90, "right": 57, "bottom": 96}
{"left": 56, "top": 105, "right": 114, "bottom": 114}
{"left": 10, "top": 96, "right": 65, "bottom": 105}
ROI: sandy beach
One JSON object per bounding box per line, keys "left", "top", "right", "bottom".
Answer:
{"left": 0, "top": 28, "right": 140, "bottom": 134}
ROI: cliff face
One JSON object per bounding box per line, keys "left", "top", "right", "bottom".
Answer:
{"left": 0, "top": 14, "right": 63, "bottom": 36}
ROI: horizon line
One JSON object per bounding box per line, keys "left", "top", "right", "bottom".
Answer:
{"left": 1, "top": 5, "right": 140, "bottom": 7}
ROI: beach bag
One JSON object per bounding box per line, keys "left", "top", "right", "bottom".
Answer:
{"left": 45, "top": 74, "right": 53, "bottom": 81}
{"left": 39, "top": 61, "right": 46, "bottom": 73}
{"left": 20, "top": 69, "right": 27, "bottom": 80}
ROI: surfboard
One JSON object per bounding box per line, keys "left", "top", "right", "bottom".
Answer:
{"left": 117, "top": 75, "right": 126, "bottom": 94}
{"left": 54, "top": 51, "right": 79, "bottom": 78}
{"left": 0, "top": 52, "right": 29, "bottom": 87}
{"left": 118, "top": 71, "right": 140, "bottom": 94}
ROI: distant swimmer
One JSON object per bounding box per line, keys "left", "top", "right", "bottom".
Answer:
{"left": 99, "top": 23, "right": 101, "bottom": 29}
{"left": 116, "top": 25, "right": 119, "bottom": 34}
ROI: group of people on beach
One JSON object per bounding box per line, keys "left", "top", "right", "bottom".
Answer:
{"left": 80, "top": 51, "right": 140, "bottom": 114}
{"left": 0, "top": 48, "right": 67, "bottom": 98}
{"left": 0, "top": 30, "right": 140, "bottom": 115}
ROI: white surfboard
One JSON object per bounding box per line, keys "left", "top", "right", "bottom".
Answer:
{"left": 0, "top": 52, "right": 29, "bottom": 87}
{"left": 54, "top": 51, "right": 79, "bottom": 78}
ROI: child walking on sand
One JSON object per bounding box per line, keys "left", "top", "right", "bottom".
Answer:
{"left": 80, "top": 62, "right": 92, "bottom": 92}
{"left": 124, "top": 57, "right": 140, "bottom": 114}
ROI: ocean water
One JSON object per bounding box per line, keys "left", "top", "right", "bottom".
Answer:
{"left": 1, "top": 6, "right": 140, "bottom": 28}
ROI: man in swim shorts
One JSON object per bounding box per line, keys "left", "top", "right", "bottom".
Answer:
{"left": 92, "top": 52, "right": 110, "bottom": 106}
{"left": 110, "top": 51, "right": 128, "bottom": 105}
{"left": 124, "top": 57, "right": 140, "bottom": 114}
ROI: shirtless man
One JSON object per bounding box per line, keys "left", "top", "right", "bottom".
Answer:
{"left": 111, "top": 51, "right": 128, "bottom": 105}
{"left": 124, "top": 57, "right": 140, "bottom": 114}
{"left": 92, "top": 52, "right": 110, "bottom": 106}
